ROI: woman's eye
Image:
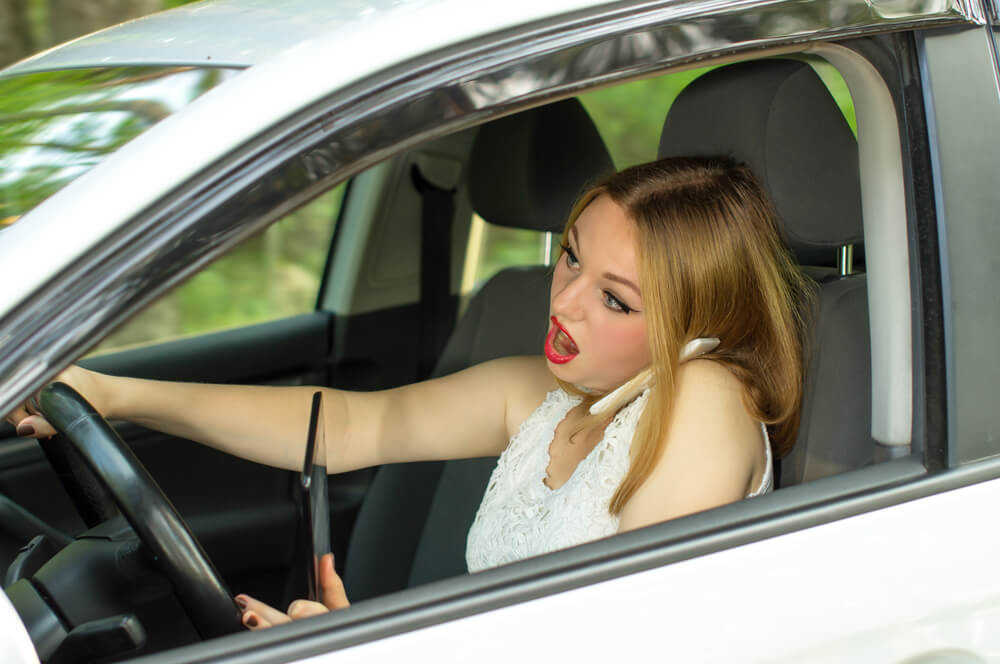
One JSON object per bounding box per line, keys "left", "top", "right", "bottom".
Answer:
{"left": 561, "top": 245, "right": 579, "bottom": 268}
{"left": 603, "top": 291, "right": 633, "bottom": 314}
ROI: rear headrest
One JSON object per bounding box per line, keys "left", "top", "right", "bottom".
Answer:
{"left": 658, "top": 59, "right": 863, "bottom": 263}
{"left": 468, "top": 99, "right": 615, "bottom": 233}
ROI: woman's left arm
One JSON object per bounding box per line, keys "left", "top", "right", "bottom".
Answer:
{"left": 617, "top": 359, "right": 762, "bottom": 533}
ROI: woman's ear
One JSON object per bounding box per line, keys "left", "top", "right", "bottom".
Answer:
{"left": 588, "top": 337, "right": 720, "bottom": 416}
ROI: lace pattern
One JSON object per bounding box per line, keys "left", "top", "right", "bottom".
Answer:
{"left": 465, "top": 388, "right": 773, "bottom": 573}
{"left": 466, "top": 388, "right": 646, "bottom": 573}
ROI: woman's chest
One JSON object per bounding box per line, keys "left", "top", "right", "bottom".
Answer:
{"left": 543, "top": 407, "right": 608, "bottom": 491}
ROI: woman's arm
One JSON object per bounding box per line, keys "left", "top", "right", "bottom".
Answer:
{"left": 6, "top": 355, "right": 552, "bottom": 473}
{"left": 616, "top": 359, "right": 762, "bottom": 533}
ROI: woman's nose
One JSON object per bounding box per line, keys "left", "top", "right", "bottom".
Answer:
{"left": 551, "top": 273, "right": 587, "bottom": 320}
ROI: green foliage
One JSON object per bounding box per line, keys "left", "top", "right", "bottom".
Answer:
{"left": 580, "top": 61, "right": 856, "bottom": 168}
{"left": 93, "top": 186, "right": 344, "bottom": 353}
{"left": 580, "top": 67, "right": 717, "bottom": 168}
{"left": 0, "top": 67, "right": 232, "bottom": 223}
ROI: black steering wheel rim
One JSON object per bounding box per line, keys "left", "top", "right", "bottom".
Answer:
{"left": 38, "top": 382, "right": 243, "bottom": 639}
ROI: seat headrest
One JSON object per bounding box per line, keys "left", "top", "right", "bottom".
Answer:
{"left": 468, "top": 99, "right": 615, "bottom": 233}
{"left": 658, "top": 59, "right": 863, "bottom": 262}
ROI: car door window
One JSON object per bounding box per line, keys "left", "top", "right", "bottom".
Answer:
{"left": 91, "top": 185, "right": 344, "bottom": 354}
{"left": 581, "top": 61, "right": 855, "bottom": 170}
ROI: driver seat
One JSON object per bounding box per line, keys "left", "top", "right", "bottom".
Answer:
{"left": 342, "top": 100, "right": 614, "bottom": 601}
{"left": 657, "top": 58, "right": 871, "bottom": 485}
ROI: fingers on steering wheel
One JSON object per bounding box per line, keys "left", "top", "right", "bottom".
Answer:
{"left": 5, "top": 404, "right": 28, "bottom": 428}
{"left": 5, "top": 391, "right": 56, "bottom": 438}
{"left": 5, "top": 404, "right": 49, "bottom": 438}
{"left": 16, "top": 413, "right": 56, "bottom": 439}
{"left": 319, "top": 553, "right": 350, "bottom": 610}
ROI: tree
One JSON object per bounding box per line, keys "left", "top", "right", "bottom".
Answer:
{"left": 0, "top": 0, "right": 34, "bottom": 67}
{"left": 48, "top": 0, "right": 161, "bottom": 46}
{"left": 0, "top": 0, "right": 187, "bottom": 69}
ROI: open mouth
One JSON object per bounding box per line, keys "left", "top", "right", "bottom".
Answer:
{"left": 545, "top": 316, "right": 579, "bottom": 364}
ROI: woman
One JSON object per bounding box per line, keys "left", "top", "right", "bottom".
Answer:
{"left": 6, "top": 156, "right": 812, "bottom": 629}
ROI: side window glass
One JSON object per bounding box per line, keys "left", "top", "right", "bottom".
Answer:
{"left": 581, "top": 66, "right": 715, "bottom": 167}
{"left": 460, "top": 215, "right": 559, "bottom": 298}
{"left": 581, "top": 62, "right": 855, "bottom": 167}
{"left": 92, "top": 185, "right": 345, "bottom": 354}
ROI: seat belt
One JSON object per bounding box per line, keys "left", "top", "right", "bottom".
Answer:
{"left": 411, "top": 155, "right": 461, "bottom": 379}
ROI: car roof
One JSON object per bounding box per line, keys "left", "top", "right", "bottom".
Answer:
{"left": 3, "top": 0, "right": 420, "bottom": 75}
{"left": 2, "top": 0, "right": 611, "bottom": 76}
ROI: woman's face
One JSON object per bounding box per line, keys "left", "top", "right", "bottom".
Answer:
{"left": 547, "top": 194, "right": 651, "bottom": 392}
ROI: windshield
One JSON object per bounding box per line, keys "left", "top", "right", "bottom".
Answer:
{"left": 0, "top": 66, "right": 240, "bottom": 229}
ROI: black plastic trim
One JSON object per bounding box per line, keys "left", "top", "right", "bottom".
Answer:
{"left": 896, "top": 30, "right": 949, "bottom": 471}
{"left": 79, "top": 312, "right": 332, "bottom": 385}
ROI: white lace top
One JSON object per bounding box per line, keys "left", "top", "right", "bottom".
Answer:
{"left": 466, "top": 388, "right": 772, "bottom": 572}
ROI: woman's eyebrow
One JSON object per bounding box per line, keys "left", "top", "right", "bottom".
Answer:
{"left": 573, "top": 225, "right": 641, "bottom": 297}
{"left": 603, "top": 272, "right": 641, "bottom": 297}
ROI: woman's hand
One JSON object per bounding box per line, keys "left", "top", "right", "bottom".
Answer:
{"left": 235, "top": 553, "right": 349, "bottom": 630}
{"left": 4, "top": 365, "right": 104, "bottom": 439}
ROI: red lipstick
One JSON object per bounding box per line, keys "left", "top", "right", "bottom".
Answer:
{"left": 545, "top": 316, "right": 579, "bottom": 364}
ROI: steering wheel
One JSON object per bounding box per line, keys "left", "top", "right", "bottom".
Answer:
{"left": 38, "top": 382, "right": 243, "bottom": 639}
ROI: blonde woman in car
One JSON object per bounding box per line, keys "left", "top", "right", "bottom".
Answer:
{"left": 7, "top": 156, "right": 812, "bottom": 629}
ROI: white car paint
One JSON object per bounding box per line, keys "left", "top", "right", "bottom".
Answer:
{"left": 303, "top": 478, "right": 999, "bottom": 664}
{"left": 0, "top": 591, "right": 39, "bottom": 664}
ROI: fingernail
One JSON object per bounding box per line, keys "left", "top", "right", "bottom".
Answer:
{"left": 235, "top": 596, "right": 247, "bottom": 609}
{"left": 16, "top": 423, "right": 34, "bottom": 437}
{"left": 245, "top": 614, "right": 258, "bottom": 628}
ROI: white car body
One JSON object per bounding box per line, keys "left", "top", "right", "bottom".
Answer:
{"left": 1, "top": 0, "right": 999, "bottom": 662}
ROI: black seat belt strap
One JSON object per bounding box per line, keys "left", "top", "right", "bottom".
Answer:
{"left": 411, "top": 158, "right": 460, "bottom": 379}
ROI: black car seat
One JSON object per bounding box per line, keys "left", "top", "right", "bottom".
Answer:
{"left": 342, "top": 100, "right": 614, "bottom": 601}
{"left": 657, "top": 59, "right": 872, "bottom": 486}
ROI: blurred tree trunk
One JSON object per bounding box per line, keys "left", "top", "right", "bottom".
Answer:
{"left": 0, "top": 0, "right": 34, "bottom": 68}
{"left": 48, "top": 0, "right": 161, "bottom": 44}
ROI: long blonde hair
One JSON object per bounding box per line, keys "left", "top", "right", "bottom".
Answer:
{"left": 555, "top": 157, "right": 813, "bottom": 514}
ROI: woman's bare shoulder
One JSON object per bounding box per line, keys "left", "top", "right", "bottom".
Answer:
{"left": 673, "top": 359, "right": 760, "bottom": 448}
{"left": 617, "top": 359, "right": 762, "bottom": 532}
{"left": 475, "top": 356, "right": 556, "bottom": 436}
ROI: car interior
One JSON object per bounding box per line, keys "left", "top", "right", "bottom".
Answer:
{"left": 344, "top": 57, "right": 872, "bottom": 600}
{"left": 0, "top": 46, "right": 915, "bottom": 660}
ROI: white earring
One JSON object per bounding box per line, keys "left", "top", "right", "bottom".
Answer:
{"left": 588, "top": 337, "right": 719, "bottom": 416}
